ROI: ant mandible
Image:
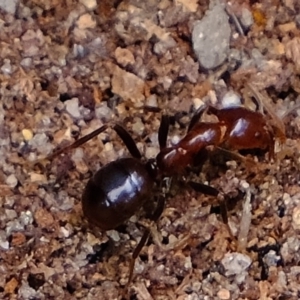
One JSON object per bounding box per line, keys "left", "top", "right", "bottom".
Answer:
{"left": 45, "top": 101, "right": 282, "bottom": 287}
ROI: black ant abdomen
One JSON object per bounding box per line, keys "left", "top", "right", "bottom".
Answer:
{"left": 82, "top": 157, "right": 153, "bottom": 230}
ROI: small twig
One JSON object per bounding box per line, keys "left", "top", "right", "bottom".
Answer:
{"left": 225, "top": 4, "right": 245, "bottom": 36}
{"left": 237, "top": 181, "right": 252, "bottom": 251}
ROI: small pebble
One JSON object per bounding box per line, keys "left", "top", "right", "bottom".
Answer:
{"left": 192, "top": 98, "right": 205, "bottom": 110}
{"left": 277, "top": 270, "right": 287, "bottom": 288}
{"left": 18, "top": 282, "right": 37, "bottom": 299}
{"left": 4, "top": 277, "right": 18, "bottom": 294}
{"left": 240, "top": 7, "right": 254, "bottom": 29}
{"left": 42, "top": 113, "right": 57, "bottom": 128}
{"left": 76, "top": 13, "right": 96, "bottom": 29}
{"left": 5, "top": 209, "right": 17, "bottom": 220}
{"left": 73, "top": 44, "right": 87, "bottom": 58}
{"left": 153, "top": 37, "right": 177, "bottom": 55}
{"left": 102, "top": 143, "right": 113, "bottom": 154}
{"left": 145, "top": 95, "right": 158, "bottom": 108}
{"left": 95, "top": 103, "right": 113, "bottom": 122}
{"left": 180, "top": 56, "right": 199, "bottom": 83}
{"left": 158, "top": 76, "right": 172, "bottom": 90}
{"left": 60, "top": 227, "right": 70, "bottom": 238}
{"left": 11, "top": 232, "right": 26, "bottom": 246}
{"left": 221, "top": 91, "right": 241, "bottom": 107}
{"left": 6, "top": 220, "right": 24, "bottom": 235}
{"left": 106, "top": 230, "right": 120, "bottom": 242}
{"left": 221, "top": 252, "right": 252, "bottom": 276}
{"left": 292, "top": 205, "right": 300, "bottom": 230}
{"left": 111, "top": 65, "right": 145, "bottom": 105}
{"left": 145, "top": 146, "right": 158, "bottom": 159}
{"left": 0, "top": 0, "right": 19, "bottom": 14}
{"left": 19, "top": 211, "right": 34, "bottom": 226}
{"left": 132, "top": 118, "right": 145, "bottom": 136}
{"left": 295, "top": 14, "right": 300, "bottom": 29}
{"left": 115, "top": 47, "right": 135, "bottom": 66}
{"left": 65, "top": 98, "right": 81, "bottom": 119}
{"left": 20, "top": 57, "right": 32, "bottom": 68}
{"left": 192, "top": 4, "right": 231, "bottom": 69}
{"left": 0, "top": 240, "right": 9, "bottom": 250}
{"left": 6, "top": 174, "right": 18, "bottom": 188}
{"left": 22, "top": 129, "right": 33, "bottom": 141}
{"left": 86, "top": 233, "right": 101, "bottom": 246}
{"left": 58, "top": 193, "right": 74, "bottom": 211}
{"left": 1, "top": 59, "right": 12, "bottom": 75}
{"left": 34, "top": 209, "right": 54, "bottom": 229}
{"left": 264, "top": 250, "right": 281, "bottom": 267}
{"left": 176, "top": 0, "right": 198, "bottom": 12}
{"left": 30, "top": 173, "right": 47, "bottom": 183}
{"left": 217, "top": 288, "right": 230, "bottom": 300}
{"left": 79, "top": 0, "right": 97, "bottom": 10}
{"left": 278, "top": 22, "right": 296, "bottom": 33}
{"left": 29, "top": 133, "right": 49, "bottom": 149}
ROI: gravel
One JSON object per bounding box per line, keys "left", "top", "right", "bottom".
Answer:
{"left": 1, "top": 0, "right": 300, "bottom": 299}
{"left": 0, "top": 0, "right": 19, "bottom": 14}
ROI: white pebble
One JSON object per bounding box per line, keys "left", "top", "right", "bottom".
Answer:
{"left": 221, "top": 252, "right": 252, "bottom": 276}
{"left": 146, "top": 95, "right": 158, "bottom": 108}
{"left": 29, "top": 133, "right": 49, "bottom": 148}
{"left": 60, "top": 226, "right": 70, "bottom": 238}
{"left": 106, "top": 230, "right": 120, "bottom": 242}
{"left": 20, "top": 211, "right": 33, "bottom": 226}
{"left": 65, "top": 98, "right": 81, "bottom": 119}
{"left": 0, "top": 241, "right": 9, "bottom": 250}
{"left": 1, "top": 59, "right": 12, "bottom": 75}
{"left": 20, "top": 58, "right": 32, "bottom": 68}
{"left": 193, "top": 98, "right": 205, "bottom": 110}
{"left": 0, "top": 0, "right": 17, "bottom": 14}
{"left": 80, "top": 0, "right": 97, "bottom": 10}
{"left": 221, "top": 91, "right": 241, "bottom": 108}
{"left": 132, "top": 118, "right": 145, "bottom": 136}
{"left": 6, "top": 174, "right": 18, "bottom": 188}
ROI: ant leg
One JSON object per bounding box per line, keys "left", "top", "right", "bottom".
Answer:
{"left": 191, "top": 148, "right": 209, "bottom": 170}
{"left": 216, "top": 192, "right": 229, "bottom": 226}
{"left": 44, "top": 123, "right": 142, "bottom": 161}
{"left": 188, "top": 181, "right": 219, "bottom": 197}
{"left": 189, "top": 181, "right": 239, "bottom": 251}
{"left": 126, "top": 228, "right": 150, "bottom": 289}
{"left": 188, "top": 105, "right": 207, "bottom": 132}
{"left": 188, "top": 181, "right": 229, "bottom": 223}
{"left": 158, "top": 115, "right": 169, "bottom": 149}
{"left": 159, "top": 105, "right": 206, "bottom": 148}
{"left": 214, "top": 146, "right": 258, "bottom": 168}
{"left": 46, "top": 124, "right": 109, "bottom": 161}
{"left": 126, "top": 196, "right": 165, "bottom": 287}
{"left": 113, "top": 124, "right": 142, "bottom": 159}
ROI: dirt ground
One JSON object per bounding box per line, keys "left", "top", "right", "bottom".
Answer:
{"left": 1, "top": 0, "right": 300, "bottom": 299}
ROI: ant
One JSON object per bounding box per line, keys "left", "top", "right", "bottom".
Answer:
{"left": 44, "top": 98, "right": 283, "bottom": 289}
